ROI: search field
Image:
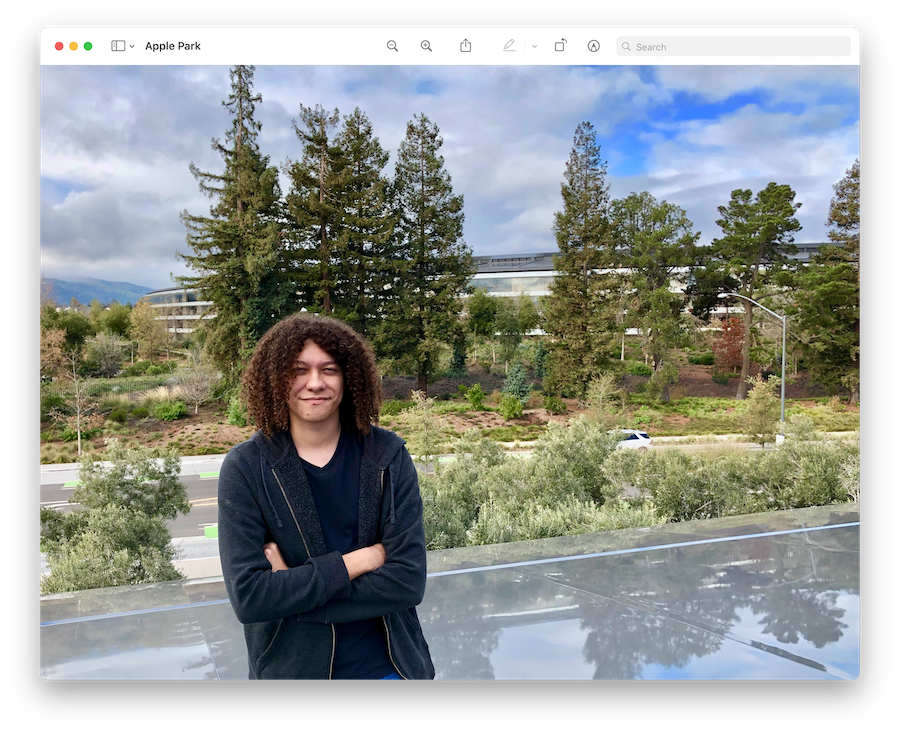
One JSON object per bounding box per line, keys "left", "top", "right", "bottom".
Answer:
{"left": 617, "top": 36, "right": 851, "bottom": 57}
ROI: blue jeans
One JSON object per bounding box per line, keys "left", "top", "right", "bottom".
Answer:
{"left": 380, "top": 672, "right": 402, "bottom": 680}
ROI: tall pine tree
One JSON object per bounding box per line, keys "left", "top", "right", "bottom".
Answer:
{"left": 284, "top": 105, "right": 346, "bottom": 315}
{"left": 612, "top": 191, "right": 698, "bottom": 402}
{"left": 332, "top": 107, "right": 396, "bottom": 338}
{"left": 179, "top": 66, "right": 291, "bottom": 379}
{"left": 375, "top": 113, "right": 473, "bottom": 394}
{"left": 792, "top": 160, "right": 859, "bottom": 403}
{"left": 707, "top": 182, "right": 801, "bottom": 398}
{"left": 542, "top": 121, "right": 617, "bottom": 401}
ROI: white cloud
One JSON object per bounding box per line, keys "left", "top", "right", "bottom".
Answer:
{"left": 39, "top": 63, "right": 859, "bottom": 285}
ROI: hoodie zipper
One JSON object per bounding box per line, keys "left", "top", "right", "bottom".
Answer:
{"left": 270, "top": 466, "right": 336, "bottom": 678}
{"left": 382, "top": 617, "right": 407, "bottom": 679}
{"left": 376, "top": 468, "right": 405, "bottom": 679}
{"left": 270, "top": 468, "right": 311, "bottom": 557}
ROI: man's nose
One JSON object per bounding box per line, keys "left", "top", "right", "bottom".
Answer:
{"left": 306, "top": 369, "right": 325, "bottom": 389}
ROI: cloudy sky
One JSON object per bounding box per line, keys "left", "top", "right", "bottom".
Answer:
{"left": 40, "top": 63, "right": 859, "bottom": 291}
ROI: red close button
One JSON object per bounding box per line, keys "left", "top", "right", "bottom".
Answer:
{"left": 55, "top": 42, "right": 63, "bottom": 50}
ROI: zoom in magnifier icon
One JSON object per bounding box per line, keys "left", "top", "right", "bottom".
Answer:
{"left": 387, "top": 40, "right": 398, "bottom": 51}
{"left": 421, "top": 40, "right": 432, "bottom": 51}
{"left": 621, "top": 42, "right": 631, "bottom": 51}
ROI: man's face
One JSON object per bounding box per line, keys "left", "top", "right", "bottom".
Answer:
{"left": 286, "top": 340, "right": 344, "bottom": 431}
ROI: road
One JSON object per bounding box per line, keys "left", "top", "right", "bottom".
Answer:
{"left": 41, "top": 472, "right": 221, "bottom": 539}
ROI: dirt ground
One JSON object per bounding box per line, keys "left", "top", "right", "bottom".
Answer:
{"left": 42, "top": 359, "right": 848, "bottom": 461}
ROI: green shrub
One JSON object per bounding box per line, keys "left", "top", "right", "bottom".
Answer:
{"left": 528, "top": 418, "right": 621, "bottom": 505}
{"left": 623, "top": 450, "right": 761, "bottom": 522}
{"left": 711, "top": 370, "right": 731, "bottom": 385}
{"left": 151, "top": 400, "right": 187, "bottom": 422}
{"left": 627, "top": 362, "right": 653, "bottom": 376}
{"left": 760, "top": 439, "right": 859, "bottom": 510}
{"left": 380, "top": 398, "right": 413, "bottom": 417}
{"left": 40, "top": 442, "right": 189, "bottom": 593}
{"left": 76, "top": 359, "right": 101, "bottom": 378}
{"left": 59, "top": 426, "right": 102, "bottom": 443}
{"left": 131, "top": 406, "right": 149, "bottom": 419}
{"left": 419, "top": 473, "right": 472, "bottom": 550}
{"left": 532, "top": 340, "right": 549, "bottom": 379}
{"left": 145, "top": 365, "right": 164, "bottom": 376}
{"left": 41, "top": 393, "right": 66, "bottom": 422}
{"left": 120, "top": 360, "right": 152, "bottom": 377}
{"left": 457, "top": 384, "right": 469, "bottom": 397}
{"left": 498, "top": 394, "right": 524, "bottom": 420}
{"left": 783, "top": 413, "right": 818, "bottom": 441}
{"left": 419, "top": 431, "right": 507, "bottom": 550}
{"left": 542, "top": 394, "right": 567, "bottom": 415}
{"left": 479, "top": 425, "right": 547, "bottom": 442}
{"left": 108, "top": 407, "right": 129, "bottom": 424}
{"left": 226, "top": 392, "right": 248, "bottom": 427}
{"left": 466, "top": 384, "right": 486, "bottom": 411}
{"left": 466, "top": 496, "right": 666, "bottom": 546}
{"left": 688, "top": 352, "right": 715, "bottom": 365}
{"left": 502, "top": 362, "right": 533, "bottom": 403}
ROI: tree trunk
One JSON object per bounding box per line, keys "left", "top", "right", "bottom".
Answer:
{"left": 654, "top": 353, "right": 670, "bottom": 403}
{"left": 417, "top": 373, "right": 427, "bottom": 395}
{"left": 736, "top": 304, "right": 752, "bottom": 399}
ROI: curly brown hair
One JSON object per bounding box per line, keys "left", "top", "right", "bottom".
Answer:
{"left": 241, "top": 313, "right": 382, "bottom": 437}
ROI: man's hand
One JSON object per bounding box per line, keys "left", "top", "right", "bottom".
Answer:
{"left": 342, "top": 543, "right": 386, "bottom": 580}
{"left": 262, "top": 541, "right": 386, "bottom": 580}
{"left": 264, "top": 542, "right": 288, "bottom": 573}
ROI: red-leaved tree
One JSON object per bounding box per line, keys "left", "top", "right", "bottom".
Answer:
{"left": 713, "top": 316, "right": 744, "bottom": 373}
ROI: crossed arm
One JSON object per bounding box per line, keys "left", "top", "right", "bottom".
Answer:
{"left": 263, "top": 448, "right": 427, "bottom": 625}
{"left": 264, "top": 541, "right": 385, "bottom": 579}
{"left": 220, "top": 443, "right": 427, "bottom": 627}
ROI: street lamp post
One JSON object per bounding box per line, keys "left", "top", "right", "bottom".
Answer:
{"left": 718, "top": 292, "right": 787, "bottom": 442}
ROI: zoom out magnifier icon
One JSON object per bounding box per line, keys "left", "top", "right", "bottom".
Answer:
{"left": 387, "top": 40, "right": 398, "bottom": 51}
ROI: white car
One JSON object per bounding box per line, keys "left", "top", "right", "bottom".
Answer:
{"left": 613, "top": 429, "right": 653, "bottom": 451}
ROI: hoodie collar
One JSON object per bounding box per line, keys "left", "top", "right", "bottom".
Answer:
{"left": 253, "top": 425, "right": 405, "bottom": 472}
{"left": 252, "top": 425, "right": 407, "bottom": 551}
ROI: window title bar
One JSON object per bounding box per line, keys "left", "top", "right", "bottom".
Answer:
{"left": 41, "top": 27, "right": 859, "bottom": 65}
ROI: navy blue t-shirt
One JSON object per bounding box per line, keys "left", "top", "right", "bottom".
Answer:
{"left": 300, "top": 431, "right": 395, "bottom": 680}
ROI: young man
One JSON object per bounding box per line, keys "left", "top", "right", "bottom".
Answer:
{"left": 218, "top": 313, "right": 434, "bottom": 680}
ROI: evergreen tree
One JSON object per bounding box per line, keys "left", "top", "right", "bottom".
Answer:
{"left": 284, "top": 104, "right": 346, "bottom": 315}
{"left": 706, "top": 183, "right": 801, "bottom": 398}
{"left": 375, "top": 114, "right": 474, "bottom": 394}
{"left": 791, "top": 160, "right": 860, "bottom": 403}
{"left": 542, "top": 121, "right": 617, "bottom": 400}
{"left": 332, "top": 107, "right": 396, "bottom": 337}
{"left": 612, "top": 191, "right": 698, "bottom": 402}
{"left": 178, "top": 65, "right": 290, "bottom": 379}
{"left": 825, "top": 158, "right": 859, "bottom": 262}
{"left": 495, "top": 293, "right": 540, "bottom": 368}
{"left": 466, "top": 287, "right": 499, "bottom": 339}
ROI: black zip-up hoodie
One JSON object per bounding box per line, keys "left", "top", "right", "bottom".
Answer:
{"left": 218, "top": 425, "right": 434, "bottom": 679}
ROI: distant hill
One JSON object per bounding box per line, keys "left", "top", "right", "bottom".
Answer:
{"left": 42, "top": 278, "right": 155, "bottom": 307}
